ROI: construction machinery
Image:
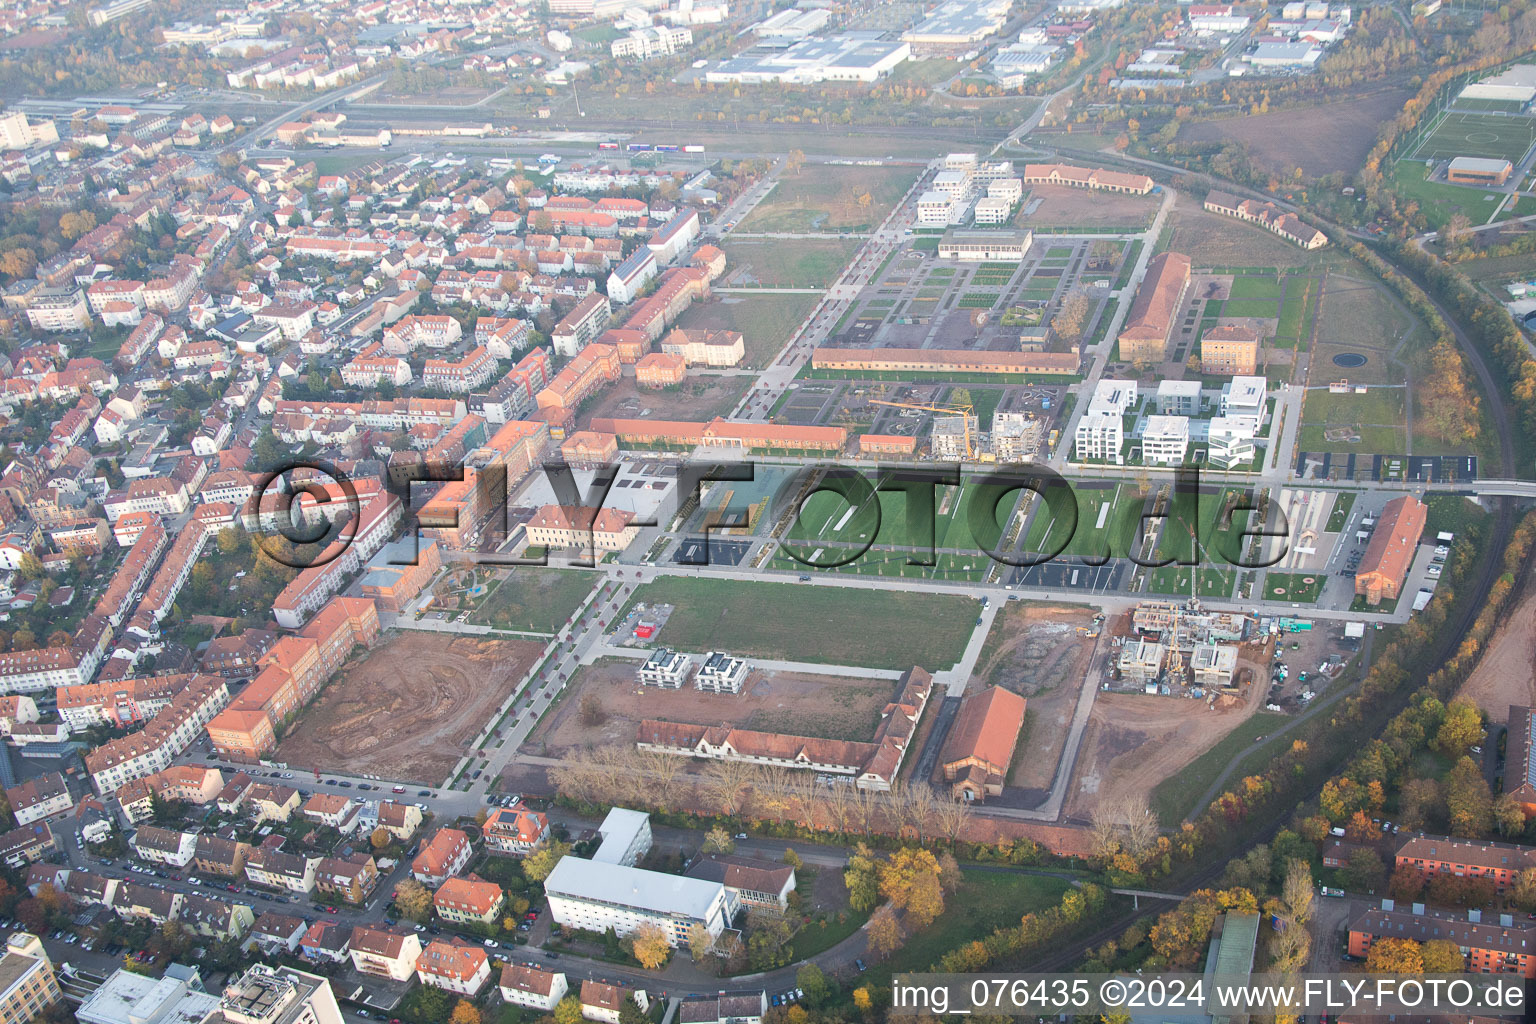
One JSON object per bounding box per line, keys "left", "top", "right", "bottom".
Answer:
{"left": 869, "top": 399, "right": 980, "bottom": 460}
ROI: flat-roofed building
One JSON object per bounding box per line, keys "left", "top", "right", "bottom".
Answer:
{"left": 1140, "top": 414, "right": 1189, "bottom": 466}
{"left": 1190, "top": 643, "right": 1237, "bottom": 689}
{"left": 694, "top": 651, "right": 748, "bottom": 694}
{"left": 1207, "top": 416, "right": 1256, "bottom": 470}
{"left": 639, "top": 649, "right": 692, "bottom": 689}
{"left": 938, "top": 228, "right": 1032, "bottom": 261}
{"left": 1155, "top": 379, "right": 1202, "bottom": 416}
{"left": 1118, "top": 638, "right": 1164, "bottom": 685}
{"left": 1447, "top": 156, "right": 1513, "bottom": 186}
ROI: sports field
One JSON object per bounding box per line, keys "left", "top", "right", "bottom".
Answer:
{"left": 1264, "top": 571, "right": 1325, "bottom": 603}
{"left": 1407, "top": 110, "right": 1536, "bottom": 164}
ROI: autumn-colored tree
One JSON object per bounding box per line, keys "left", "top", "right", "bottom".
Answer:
{"left": 1420, "top": 939, "right": 1464, "bottom": 974}
{"left": 1345, "top": 810, "right": 1382, "bottom": 842}
{"left": 1446, "top": 756, "right": 1494, "bottom": 837}
{"left": 1366, "top": 936, "right": 1424, "bottom": 974}
{"left": 1434, "top": 700, "right": 1483, "bottom": 757}
{"left": 852, "top": 986, "right": 873, "bottom": 1014}
{"left": 843, "top": 844, "right": 879, "bottom": 911}
{"left": 449, "top": 1001, "right": 481, "bottom": 1024}
{"left": 630, "top": 922, "right": 671, "bottom": 969}
{"left": 553, "top": 996, "right": 584, "bottom": 1024}
{"left": 866, "top": 905, "right": 904, "bottom": 959}
{"left": 524, "top": 839, "right": 571, "bottom": 882}
{"left": 393, "top": 879, "right": 433, "bottom": 921}
{"left": 782, "top": 847, "right": 802, "bottom": 870}
{"left": 878, "top": 847, "right": 945, "bottom": 928}
{"left": 702, "top": 826, "right": 734, "bottom": 854}
{"left": 687, "top": 922, "right": 713, "bottom": 962}
{"left": 370, "top": 827, "right": 391, "bottom": 851}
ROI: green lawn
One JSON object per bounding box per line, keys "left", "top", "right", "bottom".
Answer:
{"left": 1228, "top": 276, "right": 1284, "bottom": 299}
{"left": 1149, "top": 712, "right": 1289, "bottom": 823}
{"left": 620, "top": 577, "right": 980, "bottom": 671}
{"left": 673, "top": 292, "right": 821, "bottom": 368}
{"left": 466, "top": 568, "right": 599, "bottom": 633}
{"left": 720, "top": 237, "right": 862, "bottom": 288}
{"left": 1143, "top": 564, "right": 1239, "bottom": 598}
{"left": 1388, "top": 161, "right": 1503, "bottom": 231}
{"left": 879, "top": 869, "right": 1073, "bottom": 977}
{"left": 1325, "top": 491, "right": 1356, "bottom": 533}
{"left": 739, "top": 165, "right": 918, "bottom": 233}
{"left": 1299, "top": 387, "right": 1408, "bottom": 454}
{"left": 1264, "top": 571, "right": 1326, "bottom": 603}
{"left": 1023, "top": 482, "right": 1147, "bottom": 559}
{"left": 1221, "top": 298, "right": 1280, "bottom": 318}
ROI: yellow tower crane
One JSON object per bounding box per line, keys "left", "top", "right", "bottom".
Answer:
{"left": 869, "top": 399, "right": 980, "bottom": 460}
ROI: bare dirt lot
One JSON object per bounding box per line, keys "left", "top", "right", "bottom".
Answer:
{"left": 530, "top": 658, "right": 899, "bottom": 755}
{"left": 276, "top": 632, "right": 543, "bottom": 782}
{"left": 1065, "top": 640, "right": 1271, "bottom": 819}
{"left": 584, "top": 376, "right": 752, "bottom": 423}
{"left": 1457, "top": 578, "right": 1536, "bottom": 716}
{"left": 972, "top": 603, "right": 1097, "bottom": 792}
{"left": 1019, "top": 183, "right": 1157, "bottom": 229}
{"left": 1175, "top": 86, "right": 1414, "bottom": 178}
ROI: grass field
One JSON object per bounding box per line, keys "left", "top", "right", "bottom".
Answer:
{"left": 1299, "top": 388, "right": 1408, "bottom": 454}
{"left": 738, "top": 165, "right": 918, "bottom": 233}
{"left": 1144, "top": 564, "right": 1239, "bottom": 598}
{"left": 721, "top": 237, "right": 862, "bottom": 288}
{"left": 879, "top": 870, "right": 1074, "bottom": 977}
{"left": 466, "top": 568, "right": 598, "bottom": 633}
{"left": 621, "top": 577, "right": 980, "bottom": 670}
{"left": 1148, "top": 711, "right": 1288, "bottom": 823}
{"left": 1022, "top": 482, "right": 1147, "bottom": 559}
{"left": 673, "top": 292, "right": 821, "bottom": 368}
{"left": 1407, "top": 110, "right": 1536, "bottom": 164}
{"left": 1388, "top": 161, "right": 1503, "bottom": 231}
{"left": 1264, "top": 571, "right": 1326, "bottom": 603}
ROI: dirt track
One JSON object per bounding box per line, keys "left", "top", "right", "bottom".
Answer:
{"left": 1457, "top": 578, "right": 1536, "bottom": 716}
{"left": 276, "top": 632, "right": 543, "bottom": 783}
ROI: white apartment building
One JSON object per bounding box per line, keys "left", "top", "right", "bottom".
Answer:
{"left": 1207, "top": 415, "right": 1256, "bottom": 470}
{"left": 1154, "top": 379, "right": 1202, "bottom": 416}
{"left": 972, "top": 196, "right": 1013, "bottom": 224}
{"left": 916, "top": 191, "right": 965, "bottom": 227}
{"left": 1220, "top": 375, "right": 1267, "bottom": 433}
{"left": 638, "top": 649, "right": 692, "bottom": 688}
{"left": 25, "top": 288, "right": 90, "bottom": 332}
{"left": 694, "top": 652, "right": 748, "bottom": 694}
{"left": 1073, "top": 378, "right": 1138, "bottom": 463}
{"left": 1140, "top": 414, "right": 1190, "bottom": 466}
{"left": 593, "top": 807, "right": 652, "bottom": 867}
{"left": 612, "top": 26, "right": 693, "bottom": 59}
{"left": 544, "top": 858, "right": 735, "bottom": 946}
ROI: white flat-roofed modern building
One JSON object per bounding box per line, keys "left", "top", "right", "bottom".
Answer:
{"left": 695, "top": 652, "right": 749, "bottom": 694}
{"left": 1220, "top": 376, "right": 1266, "bottom": 433}
{"left": 593, "top": 807, "right": 652, "bottom": 866}
{"left": 544, "top": 857, "right": 736, "bottom": 946}
{"left": 1140, "top": 414, "right": 1190, "bottom": 466}
{"left": 638, "top": 649, "right": 692, "bottom": 689}
{"left": 1207, "top": 415, "right": 1255, "bottom": 470}
{"left": 1154, "top": 379, "right": 1202, "bottom": 416}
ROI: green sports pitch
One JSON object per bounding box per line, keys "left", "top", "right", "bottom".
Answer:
{"left": 1406, "top": 111, "right": 1536, "bottom": 165}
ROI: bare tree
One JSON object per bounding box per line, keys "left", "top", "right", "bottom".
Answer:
{"left": 783, "top": 771, "right": 820, "bottom": 830}
{"left": 637, "top": 747, "right": 684, "bottom": 811}
{"left": 701, "top": 758, "right": 753, "bottom": 816}
{"left": 823, "top": 786, "right": 855, "bottom": 835}
{"left": 934, "top": 793, "right": 973, "bottom": 846}
{"left": 1122, "top": 797, "right": 1159, "bottom": 858}
{"left": 879, "top": 785, "right": 911, "bottom": 838}
{"left": 905, "top": 783, "right": 938, "bottom": 839}
{"left": 847, "top": 785, "right": 878, "bottom": 835}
